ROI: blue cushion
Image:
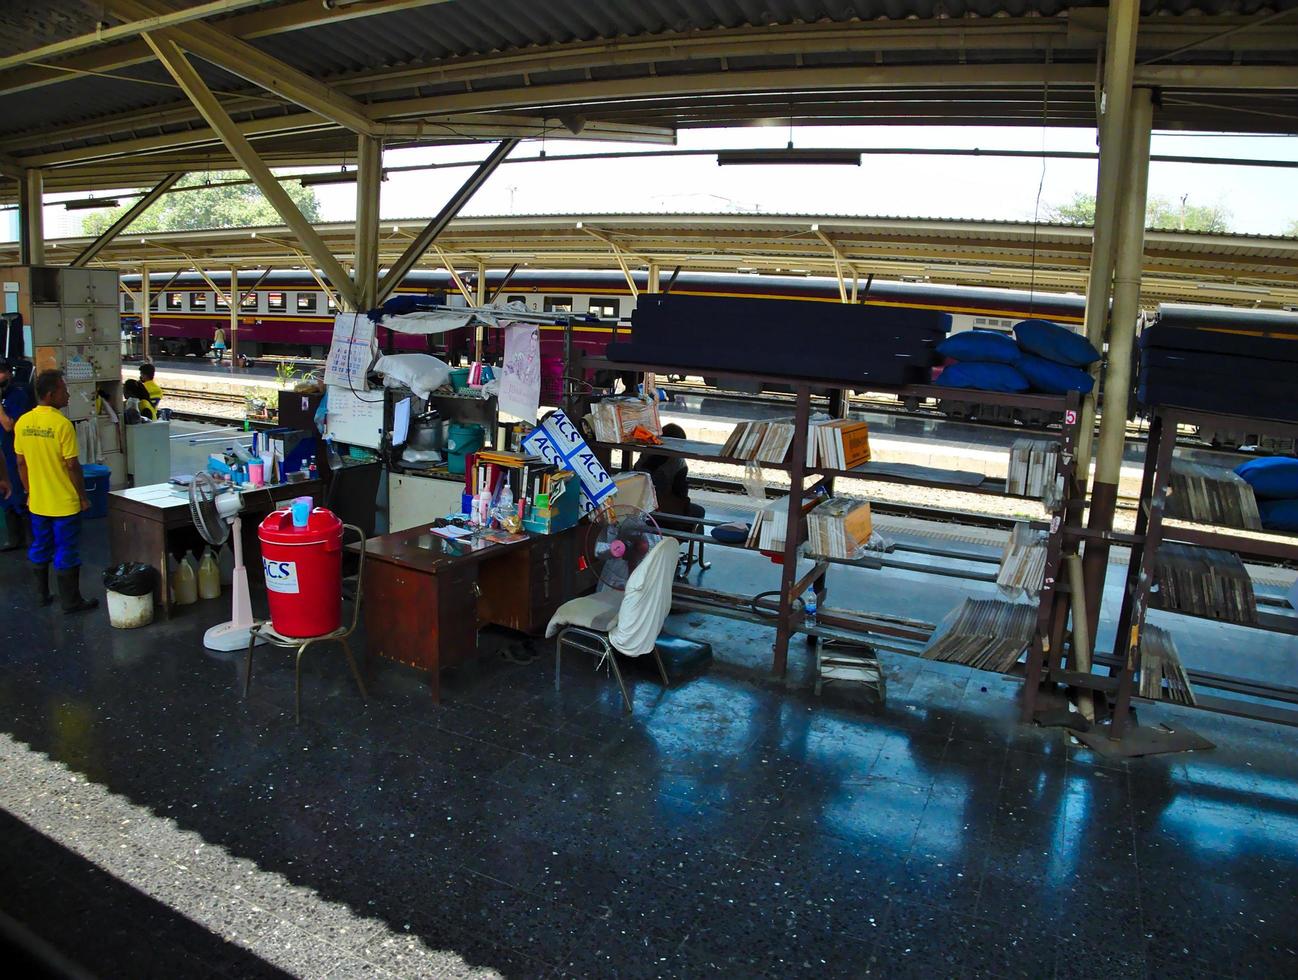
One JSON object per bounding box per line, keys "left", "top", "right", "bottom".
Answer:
{"left": 1258, "top": 499, "right": 1298, "bottom": 532}
{"left": 936, "top": 330, "right": 1021, "bottom": 364}
{"left": 1235, "top": 456, "right": 1298, "bottom": 499}
{"left": 934, "top": 361, "right": 1030, "bottom": 393}
{"left": 710, "top": 522, "right": 750, "bottom": 544}
{"left": 1014, "top": 319, "right": 1101, "bottom": 367}
{"left": 1015, "top": 354, "right": 1095, "bottom": 395}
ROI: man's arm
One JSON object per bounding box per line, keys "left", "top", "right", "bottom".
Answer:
{"left": 0, "top": 451, "right": 9, "bottom": 498}
{"left": 0, "top": 400, "right": 14, "bottom": 433}
{"left": 63, "top": 457, "right": 89, "bottom": 510}
{"left": 17, "top": 455, "right": 30, "bottom": 495}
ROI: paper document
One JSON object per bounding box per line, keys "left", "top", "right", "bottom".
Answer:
{"left": 325, "top": 313, "right": 376, "bottom": 389}
{"left": 392, "top": 396, "right": 412, "bottom": 445}
{"left": 430, "top": 525, "right": 472, "bottom": 540}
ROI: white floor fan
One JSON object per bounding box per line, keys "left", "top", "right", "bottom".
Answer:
{"left": 189, "top": 472, "right": 265, "bottom": 651}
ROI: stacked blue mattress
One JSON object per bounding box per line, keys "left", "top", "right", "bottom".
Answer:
{"left": 1138, "top": 304, "right": 1298, "bottom": 422}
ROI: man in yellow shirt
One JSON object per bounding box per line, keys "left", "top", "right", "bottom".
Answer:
{"left": 14, "top": 369, "right": 98, "bottom": 613}
{"left": 139, "top": 363, "right": 163, "bottom": 421}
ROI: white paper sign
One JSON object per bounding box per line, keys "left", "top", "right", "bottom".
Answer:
{"left": 262, "top": 557, "right": 300, "bottom": 593}
{"left": 521, "top": 409, "right": 616, "bottom": 515}
{"left": 498, "top": 322, "right": 541, "bottom": 422}
{"left": 324, "top": 313, "right": 376, "bottom": 390}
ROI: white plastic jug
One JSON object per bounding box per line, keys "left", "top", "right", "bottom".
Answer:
{"left": 198, "top": 549, "right": 221, "bottom": 600}
{"left": 174, "top": 556, "right": 198, "bottom": 606}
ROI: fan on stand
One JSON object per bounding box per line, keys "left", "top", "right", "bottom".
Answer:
{"left": 584, "top": 505, "right": 664, "bottom": 590}
{"left": 189, "top": 472, "right": 264, "bottom": 651}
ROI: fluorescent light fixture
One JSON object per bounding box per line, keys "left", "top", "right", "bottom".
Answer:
{"left": 299, "top": 170, "right": 358, "bottom": 187}
{"left": 63, "top": 197, "right": 119, "bottom": 210}
{"left": 1195, "top": 282, "right": 1271, "bottom": 295}
{"left": 717, "top": 149, "right": 861, "bottom": 167}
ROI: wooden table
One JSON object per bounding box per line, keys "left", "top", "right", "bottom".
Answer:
{"left": 356, "top": 524, "right": 589, "bottom": 701}
{"left": 107, "top": 480, "right": 322, "bottom": 617}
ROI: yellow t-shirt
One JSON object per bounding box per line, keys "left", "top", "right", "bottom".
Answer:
{"left": 14, "top": 406, "right": 80, "bottom": 517}
{"left": 141, "top": 379, "right": 164, "bottom": 420}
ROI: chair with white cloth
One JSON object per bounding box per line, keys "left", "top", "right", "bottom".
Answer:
{"left": 546, "top": 535, "right": 680, "bottom": 712}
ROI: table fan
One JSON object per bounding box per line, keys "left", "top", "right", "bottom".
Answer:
{"left": 189, "top": 472, "right": 264, "bottom": 651}
{"left": 584, "top": 505, "right": 663, "bottom": 590}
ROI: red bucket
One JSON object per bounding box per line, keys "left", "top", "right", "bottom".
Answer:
{"left": 257, "top": 507, "right": 343, "bottom": 637}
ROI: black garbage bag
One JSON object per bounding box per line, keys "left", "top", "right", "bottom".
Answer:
{"left": 103, "top": 562, "right": 158, "bottom": 597}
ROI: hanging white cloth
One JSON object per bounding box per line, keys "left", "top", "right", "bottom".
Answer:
{"left": 607, "top": 537, "right": 681, "bottom": 657}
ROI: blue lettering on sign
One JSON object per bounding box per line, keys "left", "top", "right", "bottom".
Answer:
{"left": 262, "top": 557, "right": 300, "bottom": 594}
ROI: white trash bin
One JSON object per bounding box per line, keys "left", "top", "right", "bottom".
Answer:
{"left": 107, "top": 590, "right": 154, "bottom": 629}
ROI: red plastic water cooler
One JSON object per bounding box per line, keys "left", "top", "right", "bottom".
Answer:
{"left": 257, "top": 507, "right": 343, "bottom": 637}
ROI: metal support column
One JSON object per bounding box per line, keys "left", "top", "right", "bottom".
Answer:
{"left": 1082, "top": 86, "right": 1154, "bottom": 642}
{"left": 353, "top": 134, "right": 382, "bottom": 312}
{"left": 1074, "top": 0, "right": 1141, "bottom": 481}
{"left": 647, "top": 263, "right": 660, "bottom": 293}
{"left": 71, "top": 172, "right": 181, "bottom": 268}
{"left": 19, "top": 170, "right": 44, "bottom": 266}
{"left": 475, "top": 260, "right": 487, "bottom": 362}
{"left": 229, "top": 266, "right": 239, "bottom": 366}
{"left": 140, "top": 263, "right": 151, "bottom": 360}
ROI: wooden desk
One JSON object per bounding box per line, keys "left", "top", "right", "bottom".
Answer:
{"left": 107, "top": 480, "right": 322, "bottom": 617}
{"left": 357, "top": 524, "right": 590, "bottom": 701}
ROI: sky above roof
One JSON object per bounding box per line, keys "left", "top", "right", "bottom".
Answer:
{"left": 310, "top": 125, "right": 1298, "bottom": 237}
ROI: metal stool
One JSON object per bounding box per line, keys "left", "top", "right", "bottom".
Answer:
{"left": 245, "top": 523, "right": 368, "bottom": 723}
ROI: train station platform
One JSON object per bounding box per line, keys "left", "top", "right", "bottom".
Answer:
{"left": 0, "top": 512, "right": 1294, "bottom": 978}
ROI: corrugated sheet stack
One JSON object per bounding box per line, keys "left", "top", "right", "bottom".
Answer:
{"left": 1152, "top": 542, "right": 1258, "bottom": 625}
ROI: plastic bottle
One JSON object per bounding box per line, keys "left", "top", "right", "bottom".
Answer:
{"left": 198, "top": 549, "right": 221, "bottom": 600}
{"left": 495, "top": 484, "right": 514, "bottom": 525}
{"left": 802, "top": 587, "right": 818, "bottom": 627}
{"left": 476, "top": 488, "right": 491, "bottom": 526}
{"left": 174, "top": 556, "right": 198, "bottom": 606}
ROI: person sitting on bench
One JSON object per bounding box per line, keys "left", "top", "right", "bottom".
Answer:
{"left": 636, "top": 423, "right": 709, "bottom": 576}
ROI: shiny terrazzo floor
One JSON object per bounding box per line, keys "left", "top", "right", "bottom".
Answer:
{"left": 0, "top": 526, "right": 1296, "bottom": 979}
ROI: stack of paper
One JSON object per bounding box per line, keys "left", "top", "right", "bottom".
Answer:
{"left": 995, "top": 522, "right": 1048, "bottom": 598}
{"left": 805, "top": 498, "right": 874, "bottom": 560}
{"left": 1153, "top": 542, "right": 1258, "bottom": 624}
{"left": 806, "top": 419, "right": 872, "bottom": 470}
{"left": 1007, "top": 438, "right": 1059, "bottom": 499}
{"left": 1167, "top": 461, "right": 1262, "bottom": 530}
{"left": 588, "top": 397, "right": 662, "bottom": 443}
{"left": 720, "top": 418, "right": 797, "bottom": 465}
{"left": 921, "top": 598, "right": 1037, "bottom": 673}
{"left": 1138, "top": 625, "right": 1197, "bottom": 706}
{"left": 745, "top": 502, "right": 790, "bottom": 552}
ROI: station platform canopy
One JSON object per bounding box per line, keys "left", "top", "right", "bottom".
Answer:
{"left": 4, "top": 212, "right": 1295, "bottom": 309}
{"left": 1, "top": 1, "right": 1297, "bottom": 196}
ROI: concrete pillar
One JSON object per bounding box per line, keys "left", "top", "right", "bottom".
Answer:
{"left": 1082, "top": 86, "right": 1155, "bottom": 642}
{"left": 141, "top": 264, "right": 151, "bottom": 360}
{"left": 1074, "top": 0, "right": 1142, "bottom": 481}
{"left": 354, "top": 135, "right": 382, "bottom": 312}
{"left": 19, "top": 170, "right": 44, "bottom": 266}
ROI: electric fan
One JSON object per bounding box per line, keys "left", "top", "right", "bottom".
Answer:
{"left": 584, "top": 505, "right": 664, "bottom": 590}
{"left": 188, "top": 472, "right": 264, "bottom": 651}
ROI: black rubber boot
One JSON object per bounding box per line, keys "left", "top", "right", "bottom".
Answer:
{"left": 56, "top": 568, "right": 98, "bottom": 614}
{"left": 33, "top": 563, "right": 53, "bottom": 607}
{"left": 1, "top": 510, "right": 24, "bottom": 552}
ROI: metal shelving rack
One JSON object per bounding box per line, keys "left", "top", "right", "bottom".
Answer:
{"left": 1093, "top": 405, "right": 1298, "bottom": 736}
{"left": 578, "top": 353, "right": 1084, "bottom": 688}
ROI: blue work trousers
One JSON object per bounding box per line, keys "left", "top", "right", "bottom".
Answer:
{"left": 29, "top": 514, "right": 82, "bottom": 571}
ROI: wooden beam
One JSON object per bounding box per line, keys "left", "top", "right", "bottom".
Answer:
{"left": 143, "top": 33, "right": 358, "bottom": 307}
{"left": 375, "top": 139, "right": 517, "bottom": 304}
{"left": 111, "top": 0, "right": 377, "bottom": 136}
{"left": 354, "top": 135, "right": 382, "bottom": 310}
{"left": 70, "top": 172, "right": 182, "bottom": 267}
{"left": 0, "top": 0, "right": 269, "bottom": 73}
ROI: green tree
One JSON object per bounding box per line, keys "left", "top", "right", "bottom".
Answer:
{"left": 81, "top": 171, "right": 320, "bottom": 235}
{"left": 1286, "top": 219, "right": 1298, "bottom": 238}
{"left": 1047, "top": 192, "right": 1232, "bottom": 233}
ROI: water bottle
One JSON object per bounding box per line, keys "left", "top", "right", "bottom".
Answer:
{"left": 802, "top": 587, "right": 818, "bottom": 627}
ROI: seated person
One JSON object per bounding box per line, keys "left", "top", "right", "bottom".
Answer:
{"left": 138, "top": 364, "right": 163, "bottom": 420}
{"left": 635, "top": 422, "right": 704, "bottom": 526}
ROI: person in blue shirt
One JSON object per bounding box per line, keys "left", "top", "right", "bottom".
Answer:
{"left": 0, "top": 359, "right": 33, "bottom": 551}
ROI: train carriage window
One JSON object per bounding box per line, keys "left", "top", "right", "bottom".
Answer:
{"left": 507, "top": 295, "right": 533, "bottom": 310}
{"left": 326, "top": 294, "right": 338, "bottom": 312}
{"left": 122, "top": 293, "right": 135, "bottom": 311}
{"left": 215, "top": 291, "right": 229, "bottom": 310}
{"left": 588, "top": 298, "right": 619, "bottom": 318}
{"left": 241, "top": 291, "right": 258, "bottom": 310}
{"left": 165, "top": 291, "right": 184, "bottom": 311}
{"left": 267, "top": 291, "right": 286, "bottom": 312}
{"left": 543, "top": 296, "right": 572, "bottom": 313}
{"left": 296, "top": 292, "right": 318, "bottom": 312}
{"left": 191, "top": 292, "right": 208, "bottom": 310}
